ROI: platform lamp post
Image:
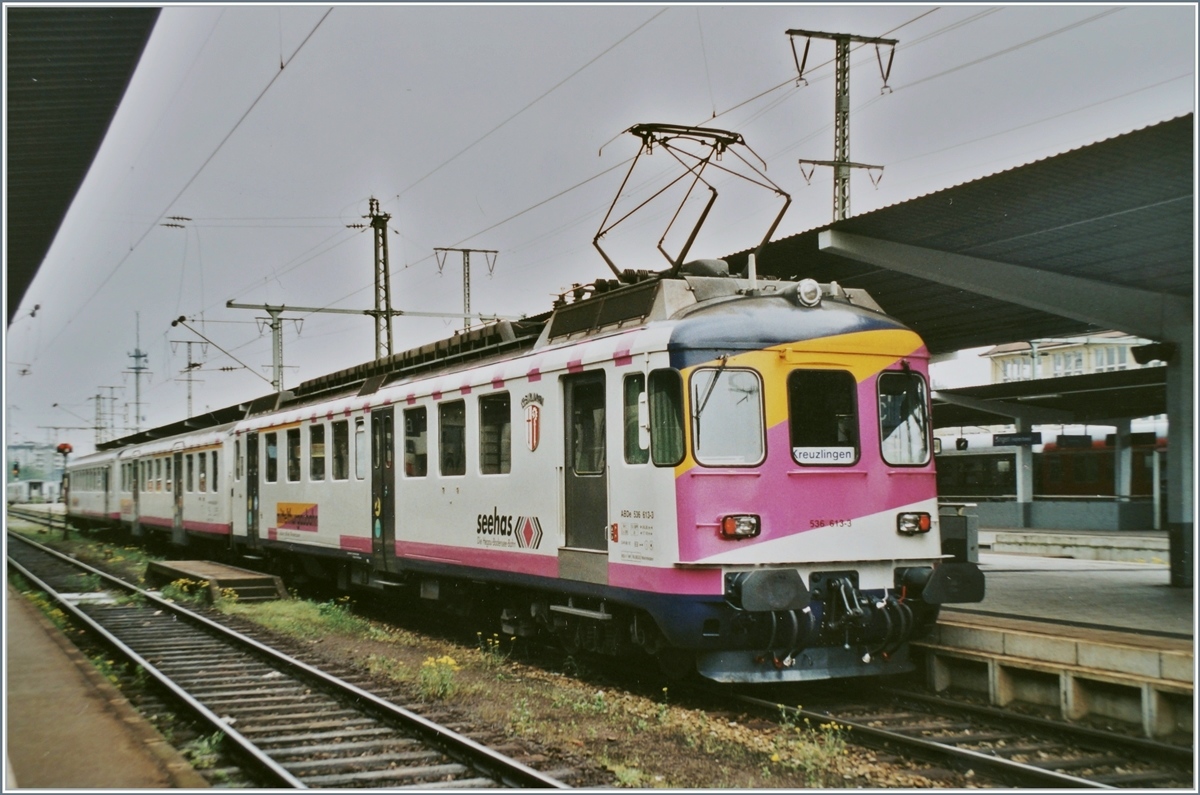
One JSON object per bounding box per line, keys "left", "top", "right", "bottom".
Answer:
{"left": 56, "top": 442, "right": 72, "bottom": 539}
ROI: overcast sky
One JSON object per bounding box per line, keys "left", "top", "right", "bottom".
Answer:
{"left": 5, "top": 3, "right": 1196, "bottom": 455}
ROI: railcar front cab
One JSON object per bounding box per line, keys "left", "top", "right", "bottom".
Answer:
{"left": 670, "top": 279, "right": 984, "bottom": 682}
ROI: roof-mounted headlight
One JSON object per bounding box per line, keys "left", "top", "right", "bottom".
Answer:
{"left": 796, "top": 278, "right": 822, "bottom": 307}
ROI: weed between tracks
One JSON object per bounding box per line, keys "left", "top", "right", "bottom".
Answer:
{"left": 211, "top": 598, "right": 946, "bottom": 788}
{"left": 7, "top": 517, "right": 955, "bottom": 788}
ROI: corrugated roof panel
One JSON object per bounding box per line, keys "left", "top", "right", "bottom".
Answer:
{"left": 5, "top": 7, "right": 160, "bottom": 324}
{"left": 733, "top": 114, "right": 1193, "bottom": 353}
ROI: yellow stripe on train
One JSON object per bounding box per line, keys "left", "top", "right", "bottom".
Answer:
{"left": 674, "top": 329, "right": 925, "bottom": 477}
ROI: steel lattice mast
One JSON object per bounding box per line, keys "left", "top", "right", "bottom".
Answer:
{"left": 787, "top": 28, "right": 897, "bottom": 221}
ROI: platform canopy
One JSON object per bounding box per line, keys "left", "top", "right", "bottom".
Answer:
{"left": 931, "top": 367, "right": 1167, "bottom": 431}
{"left": 5, "top": 7, "right": 160, "bottom": 325}
{"left": 728, "top": 114, "right": 1192, "bottom": 355}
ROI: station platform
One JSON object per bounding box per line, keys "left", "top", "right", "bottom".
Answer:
{"left": 914, "top": 530, "right": 1194, "bottom": 741}
{"left": 3, "top": 585, "right": 207, "bottom": 789}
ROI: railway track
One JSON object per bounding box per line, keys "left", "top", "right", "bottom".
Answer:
{"left": 11, "top": 508, "right": 1192, "bottom": 788}
{"left": 6, "top": 528, "right": 570, "bottom": 789}
{"left": 731, "top": 688, "right": 1193, "bottom": 789}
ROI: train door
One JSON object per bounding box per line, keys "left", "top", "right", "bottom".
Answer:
{"left": 563, "top": 372, "right": 608, "bottom": 551}
{"left": 131, "top": 458, "right": 142, "bottom": 537}
{"left": 371, "top": 408, "right": 396, "bottom": 571}
{"left": 246, "top": 432, "right": 260, "bottom": 548}
{"left": 172, "top": 452, "right": 185, "bottom": 546}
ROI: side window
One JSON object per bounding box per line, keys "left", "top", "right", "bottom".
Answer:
{"left": 623, "top": 374, "right": 649, "bottom": 465}
{"left": 165, "top": 457, "right": 172, "bottom": 492}
{"left": 310, "top": 424, "right": 326, "bottom": 481}
{"left": 439, "top": 400, "right": 466, "bottom": 476}
{"left": 354, "top": 418, "right": 367, "bottom": 479}
{"left": 878, "top": 370, "right": 931, "bottom": 466}
{"left": 570, "top": 381, "right": 606, "bottom": 475}
{"left": 404, "top": 407, "right": 428, "bottom": 477}
{"left": 186, "top": 454, "right": 194, "bottom": 492}
{"left": 198, "top": 452, "right": 207, "bottom": 493}
{"left": 789, "top": 370, "right": 859, "bottom": 465}
{"left": 331, "top": 421, "right": 349, "bottom": 480}
{"left": 648, "top": 368, "right": 685, "bottom": 466}
{"left": 235, "top": 439, "right": 242, "bottom": 481}
{"left": 479, "top": 392, "right": 511, "bottom": 475}
{"left": 265, "top": 432, "right": 278, "bottom": 483}
{"left": 691, "top": 367, "right": 765, "bottom": 466}
{"left": 212, "top": 451, "right": 219, "bottom": 489}
{"left": 287, "top": 427, "right": 301, "bottom": 482}
{"left": 155, "top": 458, "right": 163, "bottom": 491}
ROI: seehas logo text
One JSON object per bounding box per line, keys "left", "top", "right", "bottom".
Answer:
{"left": 476, "top": 508, "right": 543, "bottom": 549}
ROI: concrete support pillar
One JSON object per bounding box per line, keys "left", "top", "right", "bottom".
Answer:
{"left": 1014, "top": 418, "right": 1034, "bottom": 528}
{"left": 1114, "top": 418, "right": 1133, "bottom": 502}
{"left": 1165, "top": 338, "right": 1193, "bottom": 587}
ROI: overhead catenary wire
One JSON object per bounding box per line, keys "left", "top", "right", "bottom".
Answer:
{"left": 36, "top": 7, "right": 335, "bottom": 364}
{"left": 33, "top": 6, "right": 1184, "bottom": 428}
{"left": 222, "top": 7, "right": 938, "bottom": 322}
{"left": 392, "top": 8, "right": 668, "bottom": 202}
{"left": 235, "top": 6, "right": 1149, "bottom": 340}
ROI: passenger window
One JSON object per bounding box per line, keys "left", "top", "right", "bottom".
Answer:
{"left": 155, "top": 458, "right": 163, "bottom": 491}
{"left": 310, "top": 425, "right": 326, "bottom": 481}
{"left": 212, "top": 451, "right": 219, "bottom": 488}
{"left": 235, "top": 440, "right": 242, "bottom": 481}
{"left": 287, "top": 427, "right": 301, "bottom": 482}
{"left": 623, "top": 374, "right": 649, "bottom": 465}
{"left": 332, "top": 421, "right": 349, "bottom": 480}
{"left": 404, "top": 407, "right": 428, "bottom": 477}
{"left": 165, "top": 457, "right": 172, "bottom": 492}
{"left": 186, "top": 454, "right": 194, "bottom": 492}
{"left": 569, "top": 382, "right": 605, "bottom": 475}
{"left": 648, "top": 368, "right": 685, "bottom": 466}
{"left": 691, "top": 367, "right": 764, "bottom": 466}
{"left": 198, "top": 453, "right": 207, "bottom": 492}
{"left": 439, "top": 400, "right": 466, "bottom": 476}
{"left": 878, "top": 370, "right": 930, "bottom": 466}
{"left": 479, "top": 393, "right": 511, "bottom": 475}
{"left": 265, "top": 432, "right": 278, "bottom": 482}
{"left": 789, "top": 370, "right": 859, "bottom": 465}
{"left": 354, "top": 418, "right": 367, "bottom": 480}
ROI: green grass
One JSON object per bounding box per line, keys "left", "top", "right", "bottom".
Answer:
{"left": 218, "top": 596, "right": 396, "bottom": 641}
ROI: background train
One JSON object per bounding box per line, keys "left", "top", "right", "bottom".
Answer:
{"left": 7, "top": 479, "right": 60, "bottom": 505}
{"left": 935, "top": 421, "right": 1167, "bottom": 500}
{"left": 63, "top": 263, "right": 983, "bottom": 684}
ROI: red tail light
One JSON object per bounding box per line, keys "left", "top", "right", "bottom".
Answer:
{"left": 897, "top": 512, "right": 931, "bottom": 536}
{"left": 720, "top": 514, "right": 761, "bottom": 539}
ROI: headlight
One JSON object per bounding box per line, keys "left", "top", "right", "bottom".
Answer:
{"left": 796, "top": 278, "right": 822, "bottom": 307}
{"left": 720, "top": 514, "right": 761, "bottom": 539}
{"left": 896, "top": 512, "right": 931, "bottom": 536}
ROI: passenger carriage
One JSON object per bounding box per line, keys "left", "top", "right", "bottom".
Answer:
{"left": 67, "top": 265, "right": 983, "bottom": 682}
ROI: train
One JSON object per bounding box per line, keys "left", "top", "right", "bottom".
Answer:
{"left": 934, "top": 422, "right": 1167, "bottom": 501}
{"left": 63, "top": 261, "right": 984, "bottom": 683}
{"left": 7, "top": 479, "right": 60, "bottom": 505}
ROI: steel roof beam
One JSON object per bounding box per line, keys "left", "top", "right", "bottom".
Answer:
{"left": 931, "top": 391, "right": 1075, "bottom": 425}
{"left": 818, "top": 230, "right": 1191, "bottom": 343}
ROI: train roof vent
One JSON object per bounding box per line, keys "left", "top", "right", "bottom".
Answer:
{"left": 547, "top": 278, "right": 659, "bottom": 340}
{"left": 287, "top": 317, "right": 548, "bottom": 401}
{"left": 679, "top": 258, "right": 729, "bottom": 277}
{"left": 357, "top": 374, "right": 387, "bottom": 398}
